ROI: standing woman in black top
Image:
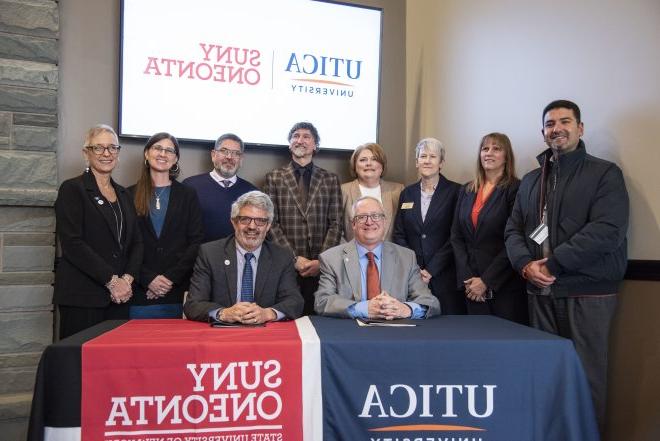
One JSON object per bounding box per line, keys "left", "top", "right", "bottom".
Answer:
{"left": 392, "top": 138, "right": 464, "bottom": 314}
{"left": 129, "top": 132, "right": 203, "bottom": 318}
{"left": 54, "top": 124, "right": 142, "bottom": 339}
{"left": 450, "top": 133, "right": 527, "bottom": 324}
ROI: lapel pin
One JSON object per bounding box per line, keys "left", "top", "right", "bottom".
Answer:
{"left": 224, "top": 259, "right": 231, "bottom": 266}
{"left": 97, "top": 199, "right": 104, "bottom": 205}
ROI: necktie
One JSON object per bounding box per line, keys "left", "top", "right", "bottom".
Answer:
{"left": 297, "top": 169, "right": 308, "bottom": 207}
{"left": 241, "top": 253, "right": 254, "bottom": 303}
{"left": 222, "top": 179, "right": 232, "bottom": 188}
{"left": 366, "top": 252, "right": 380, "bottom": 300}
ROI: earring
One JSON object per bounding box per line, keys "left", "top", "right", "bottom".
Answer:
{"left": 144, "top": 159, "right": 149, "bottom": 167}
{"left": 84, "top": 159, "right": 90, "bottom": 172}
{"left": 170, "top": 162, "right": 180, "bottom": 174}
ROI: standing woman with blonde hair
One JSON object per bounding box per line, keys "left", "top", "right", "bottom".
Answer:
{"left": 53, "top": 124, "right": 142, "bottom": 338}
{"left": 450, "top": 133, "right": 527, "bottom": 323}
{"left": 129, "top": 132, "right": 203, "bottom": 318}
{"left": 341, "top": 143, "right": 404, "bottom": 241}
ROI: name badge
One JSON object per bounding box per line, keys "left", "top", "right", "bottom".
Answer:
{"left": 401, "top": 202, "right": 414, "bottom": 209}
{"left": 529, "top": 223, "right": 549, "bottom": 245}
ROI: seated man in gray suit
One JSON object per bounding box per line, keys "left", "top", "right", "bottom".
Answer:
{"left": 184, "top": 191, "right": 304, "bottom": 323}
{"left": 315, "top": 196, "right": 440, "bottom": 319}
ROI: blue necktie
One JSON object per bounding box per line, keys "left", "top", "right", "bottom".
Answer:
{"left": 241, "top": 252, "right": 254, "bottom": 303}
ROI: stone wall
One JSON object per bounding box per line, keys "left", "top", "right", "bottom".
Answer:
{"left": 0, "top": 1, "right": 59, "bottom": 439}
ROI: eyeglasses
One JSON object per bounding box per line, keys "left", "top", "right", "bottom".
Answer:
{"left": 235, "top": 216, "right": 269, "bottom": 227}
{"left": 214, "top": 148, "right": 243, "bottom": 158}
{"left": 151, "top": 145, "right": 177, "bottom": 156}
{"left": 86, "top": 144, "right": 121, "bottom": 155}
{"left": 353, "top": 213, "right": 386, "bottom": 224}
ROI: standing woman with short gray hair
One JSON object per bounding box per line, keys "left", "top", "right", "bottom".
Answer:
{"left": 392, "top": 138, "right": 465, "bottom": 314}
{"left": 53, "top": 124, "right": 143, "bottom": 338}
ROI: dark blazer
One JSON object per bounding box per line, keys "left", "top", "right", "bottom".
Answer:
{"left": 451, "top": 181, "right": 527, "bottom": 323}
{"left": 128, "top": 180, "right": 204, "bottom": 305}
{"left": 183, "top": 236, "right": 304, "bottom": 322}
{"left": 53, "top": 170, "right": 142, "bottom": 308}
{"left": 392, "top": 175, "right": 464, "bottom": 314}
{"left": 263, "top": 162, "right": 343, "bottom": 259}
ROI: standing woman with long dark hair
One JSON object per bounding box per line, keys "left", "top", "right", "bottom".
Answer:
{"left": 450, "top": 133, "right": 527, "bottom": 324}
{"left": 54, "top": 124, "right": 142, "bottom": 339}
{"left": 129, "top": 132, "right": 203, "bottom": 318}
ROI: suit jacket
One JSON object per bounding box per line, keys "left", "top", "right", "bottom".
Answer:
{"left": 54, "top": 171, "right": 142, "bottom": 307}
{"left": 263, "top": 162, "right": 343, "bottom": 259}
{"left": 451, "top": 181, "right": 524, "bottom": 294}
{"left": 341, "top": 179, "right": 404, "bottom": 242}
{"left": 314, "top": 240, "right": 440, "bottom": 318}
{"left": 392, "top": 175, "right": 460, "bottom": 283}
{"left": 183, "top": 236, "right": 304, "bottom": 322}
{"left": 128, "top": 180, "right": 204, "bottom": 305}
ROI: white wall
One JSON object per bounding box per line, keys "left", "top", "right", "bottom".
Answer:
{"left": 58, "top": 0, "right": 406, "bottom": 194}
{"left": 406, "top": 0, "right": 660, "bottom": 260}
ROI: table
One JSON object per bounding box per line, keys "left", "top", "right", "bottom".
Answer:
{"left": 28, "top": 316, "right": 599, "bottom": 441}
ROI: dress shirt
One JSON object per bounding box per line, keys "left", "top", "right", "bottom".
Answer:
{"left": 292, "top": 161, "right": 313, "bottom": 191}
{"left": 209, "top": 170, "right": 237, "bottom": 187}
{"left": 209, "top": 242, "right": 284, "bottom": 320}
{"left": 358, "top": 184, "right": 382, "bottom": 203}
{"left": 348, "top": 242, "right": 427, "bottom": 319}
{"left": 420, "top": 182, "right": 435, "bottom": 222}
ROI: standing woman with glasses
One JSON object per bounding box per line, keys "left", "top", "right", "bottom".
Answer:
{"left": 53, "top": 124, "right": 142, "bottom": 339}
{"left": 129, "top": 133, "right": 203, "bottom": 318}
{"left": 392, "top": 138, "right": 465, "bottom": 314}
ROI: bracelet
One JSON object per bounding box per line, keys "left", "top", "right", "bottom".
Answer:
{"left": 106, "top": 275, "right": 120, "bottom": 291}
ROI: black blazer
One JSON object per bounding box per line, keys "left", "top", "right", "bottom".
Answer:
{"left": 53, "top": 171, "right": 142, "bottom": 308}
{"left": 183, "top": 236, "right": 304, "bottom": 322}
{"left": 392, "top": 175, "right": 461, "bottom": 300}
{"left": 451, "top": 181, "right": 523, "bottom": 293}
{"left": 128, "top": 180, "right": 204, "bottom": 305}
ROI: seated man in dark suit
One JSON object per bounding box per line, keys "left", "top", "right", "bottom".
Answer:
{"left": 184, "top": 191, "right": 304, "bottom": 323}
{"left": 314, "top": 196, "right": 440, "bottom": 319}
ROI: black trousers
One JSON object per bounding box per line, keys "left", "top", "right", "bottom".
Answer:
{"left": 528, "top": 293, "right": 617, "bottom": 433}
{"left": 58, "top": 303, "right": 129, "bottom": 340}
{"left": 297, "top": 275, "right": 320, "bottom": 316}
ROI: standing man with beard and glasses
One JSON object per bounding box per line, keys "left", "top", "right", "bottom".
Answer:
{"left": 263, "top": 122, "right": 343, "bottom": 315}
{"left": 505, "top": 100, "right": 629, "bottom": 433}
{"left": 183, "top": 133, "right": 257, "bottom": 242}
{"left": 184, "top": 191, "right": 304, "bottom": 323}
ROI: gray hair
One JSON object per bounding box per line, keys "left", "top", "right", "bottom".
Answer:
{"left": 214, "top": 133, "right": 245, "bottom": 152}
{"left": 414, "top": 137, "right": 446, "bottom": 162}
{"left": 230, "top": 191, "right": 274, "bottom": 222}
{"left": 84, "top": 124, "right": 118, "bottom": 147}
{"left": 351, "top": 195, "right": 385, "bottom": 219}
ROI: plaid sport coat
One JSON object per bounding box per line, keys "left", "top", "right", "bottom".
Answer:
{"left": 263, "top": 161, "right": 343, "bottom": 259}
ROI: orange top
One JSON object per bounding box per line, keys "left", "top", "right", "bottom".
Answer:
{"left": 471, "top": 185, "right": 493, "bottom": 227}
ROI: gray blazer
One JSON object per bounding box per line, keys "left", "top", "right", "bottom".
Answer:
{"left": 341, "top": 179, "right": 404, "bottom": 242}
{"left": 184, "top": 236, "right": 304, "bottom": 322}
{"left": 314, "top": 240, "right": 441, "bottom": 318}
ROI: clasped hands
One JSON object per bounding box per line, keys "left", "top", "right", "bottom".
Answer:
{"left": 367, "top": 291, "right": 412, "bottom": 320}
{"left": 220, "top": 302, "right": 276, "bottom": 325}
{"left": 294, "top": 256, "right": 320, "bottom": 277}
{"left": 522, "top": 258, "right": 556, "bottom": 288}
{"left": 147, "top": 275, "right": 174, "bottom": 299}
{"left": 109, "top": 275, "right": 133, "bottom": 304}
{"left": 464, "top": 277, "right": 487, "bottom": 302}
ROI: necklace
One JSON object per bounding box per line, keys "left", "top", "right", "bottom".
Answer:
{"left": 154, "top": 187, "right": 168, "bottom": 210}
{"left": 108, "top": 199, "right": 124, "bottom": 247}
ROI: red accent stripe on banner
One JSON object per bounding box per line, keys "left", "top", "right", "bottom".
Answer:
{"left": 82, "top": 319, "right": 302, "bottom": 441}
{"left": 369, "top": 424, "right": 486, "bottom": 431}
